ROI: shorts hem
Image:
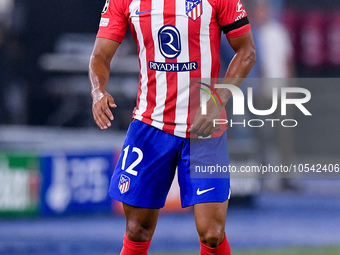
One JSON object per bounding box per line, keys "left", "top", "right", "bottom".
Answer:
{"left": 182, "top": 197, "right": 230, "bottom": 208}
{"left": 110, "top": 194, "right": 165, "bottom": 209}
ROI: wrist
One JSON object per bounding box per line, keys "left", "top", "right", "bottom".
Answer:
{"left": 91, "top": 88, "right": 105, "bottom": 98}
{"left": 215, "top": 88, "right": 231, "bottom": 107}
{"left": 91, "top": 89, "right": 105, "bottom": 103}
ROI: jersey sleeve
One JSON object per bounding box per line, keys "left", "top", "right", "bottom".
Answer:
{"left": 216, "top": 0, "right": 251, "bottom": 38}
{"left": 96, "top": 0, "right": 129, "bottom": 43}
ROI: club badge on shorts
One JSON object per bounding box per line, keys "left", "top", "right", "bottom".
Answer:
{"left": 186, "top": 0, "right": 203, "bottom": 21}
{"left": 118, "top": 174, "right": 130, "bottom": 194}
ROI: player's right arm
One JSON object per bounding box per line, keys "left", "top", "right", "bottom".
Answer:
{"left": 89, "top": 38, "right": 120, "bottom": 129}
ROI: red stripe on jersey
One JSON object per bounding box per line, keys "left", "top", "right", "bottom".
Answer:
{"left": 209, "top": 16, "right": 228, "bottom": 138}
{"left": 130, "top": 15, "right": 143, "bottom": 122}
{"left": 140, "top": 0, "right": 156, "bottom": 125}
{"left": 133, "top": 39, "right": 143, "bottom": 122}
{"left": 209, "top": 16, "right": 221, "bottom": 78}
{"left": 134, "top": 71, "right": 143, "bottom": 122}
{"left": 187, "top": 13, "right": 202, "bottom": 137}
{"left": 162, "top": 0, "right": 177, "bottom": 134}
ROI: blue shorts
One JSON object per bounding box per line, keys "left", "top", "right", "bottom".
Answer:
{"left": 109, "top": 120, "right": 230, "bottom": 208}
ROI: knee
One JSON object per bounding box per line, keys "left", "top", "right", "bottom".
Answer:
{"left": 199, "top": 229, "right": 225, "bottom": 247}
{"left": 126, "top": 220, "right": 154, "bottom": 242}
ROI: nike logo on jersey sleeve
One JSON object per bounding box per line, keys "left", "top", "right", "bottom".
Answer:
{"left": 135, "top": 9, "right": 153, "bottom": 15}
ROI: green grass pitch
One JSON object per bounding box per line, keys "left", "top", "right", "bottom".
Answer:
{"left": 150, "top": 246, "right": 340, "bottom": 255}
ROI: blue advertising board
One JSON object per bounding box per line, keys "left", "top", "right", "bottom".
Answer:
{"left": 40, "top": 151, "right": 116, "bottom": 215}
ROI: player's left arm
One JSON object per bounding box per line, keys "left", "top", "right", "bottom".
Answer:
{"left": 217, "top": 30, "right": 256, "bottom": 106}
{"left": 190, "top": 31, "right": 256, "bottom": 137}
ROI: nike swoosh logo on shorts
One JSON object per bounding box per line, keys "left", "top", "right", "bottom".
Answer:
{"left": 135, "top": 9, "right": 153, "bottom": 15}
{"left": 197, "top": 187, "right": 215, "bottom": 195}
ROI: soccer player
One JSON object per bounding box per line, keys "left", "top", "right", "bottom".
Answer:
{"left": 89, "top": 0, "right": 255, "bottom": 254}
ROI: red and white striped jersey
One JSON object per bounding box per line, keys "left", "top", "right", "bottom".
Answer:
{"left": 97, "top": 0, "right": 250, "bottom": 138}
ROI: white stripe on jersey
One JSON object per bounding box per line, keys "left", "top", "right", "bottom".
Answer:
{"left": 174, "top": 0, "right": 190, "bottom": 137}
{"left": 150, "top": 0, "right": 166, "bottom": 130}
{"left": 200, "top": 0, "right": 212, "bottom": 79}
{"left": 131, "top": 0, "right": 148, "bottom": 119}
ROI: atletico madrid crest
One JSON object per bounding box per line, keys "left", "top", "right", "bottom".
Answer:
{"left": 186, "top": 0, "right": 203, "bottom": 21}
{"left": 118, "top": 174, "right": 130, "bottom": 194}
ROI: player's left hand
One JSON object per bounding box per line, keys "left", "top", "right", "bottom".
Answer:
{"left": 92, "top": 90, "right": 117, "bottom": 130}
{"left": 189, "top": 99, "right": 222, "bottom": 137}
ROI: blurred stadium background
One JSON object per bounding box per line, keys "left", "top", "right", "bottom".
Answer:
{"left": 0, "top": 0, "right": 340, "bottom": 254}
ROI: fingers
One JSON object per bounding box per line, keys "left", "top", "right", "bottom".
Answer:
{"left": 104, "top": 102, "right": 114, "bottom": 121}
{"left": 92, "top": 94, "right": 117, "bottom": 129}
{"left": 196, "top": 124, "right": 215, "bottom": 138}
{"left": 93, "top": 104, "right": 111, "bottom": 129}
{"left": 105, "top": 93, "right": 117, "bottom": 122}
{"left": 190, "top": 101, "right": 223, "bottom": 137}
{"left": 107, "top": 93, "right": 117, "bottom": 109}
{"left": 190, "top": 117, "right": 216, "bottom": 137}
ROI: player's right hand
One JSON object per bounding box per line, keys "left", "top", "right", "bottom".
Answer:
{"left": 91, "top": 90, "right": 117, "bottom": 129}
